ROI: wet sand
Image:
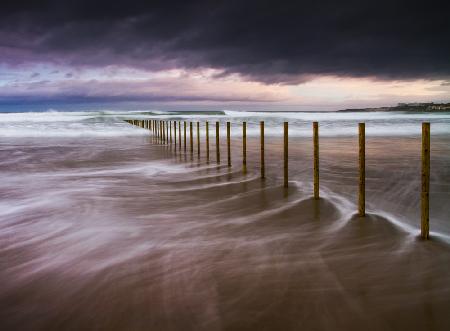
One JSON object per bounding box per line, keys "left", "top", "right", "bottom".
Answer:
{"left": 1, "top": 134, "right": 450, "bottom": 330}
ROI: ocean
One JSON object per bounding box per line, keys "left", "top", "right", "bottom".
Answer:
{"left": 1, "top": 109, "right": 450, "bottom": 330}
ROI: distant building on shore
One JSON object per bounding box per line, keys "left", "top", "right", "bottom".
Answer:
{"left": 397, "top": 102, "right": 450, "bottom": 111}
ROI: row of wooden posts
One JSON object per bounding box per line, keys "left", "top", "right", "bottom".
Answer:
{"left": 125, "top": 119, "right": 431, "bottom": 240}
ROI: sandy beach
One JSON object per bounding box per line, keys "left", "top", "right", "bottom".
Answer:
{"left": 1, "top": 110, "right": 450, "bottom": 330}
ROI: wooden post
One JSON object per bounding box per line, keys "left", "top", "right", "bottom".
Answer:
{"left": 165, "top": 121, "right": 168, "bottom": 143}
{"left": 197, "top": 122, "right": 200, "bottom": 157}
{"left": 190, "top": 122, "right": 193, "bottom": 154}
{"left": 216, "top": 122, "right": 220, "bottom": 164}
{"left": 206, "top": 121, "right": 210, "bottom": 163}
{"left": 421, "top": 122, "right": 430, "bottom": 239}
{"left": 243, "top": 122, "right": 247, "bottom": 173}
{"left": 359, "top": 123, "right": 365, "bottom": 217}
{"left": 163, "top": 121, "right": 166, "bottom": 143}
{"left": 227, "top": 122, "right": 231, "bottom": 167}
{"left": 166, "top": 121, "right": 169, "bottom": 143}
{"left": 179, "top": 121, "right": 181, "bottom": 149}
{"left": 174, "top": 121, "right": 177, "bottom": 149}
{"left": 284, "top": 122, "right": 288, "bottom": 188}
{"left": 170, "top": 121, "right": 172, "bottom": 144}
{"left": 260, "top": 121, "right": 265, "bottom": 179}
{"left": 313, "top": 122, "right": 319, "bottom": 199}
{"left": 184, "top": 121, "right": 187, "bottom": 152}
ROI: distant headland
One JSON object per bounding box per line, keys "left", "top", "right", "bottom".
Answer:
{"left": 339, "top": 102, "right": 450, "bottom": 112}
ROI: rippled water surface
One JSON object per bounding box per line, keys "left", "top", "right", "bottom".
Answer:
{"left": 1, "top": 110, "right": 450, "bottom": 330}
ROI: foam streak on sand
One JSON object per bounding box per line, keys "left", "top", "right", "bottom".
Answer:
{"left": 1, "top": 110, "right": 450, "bottom": 330}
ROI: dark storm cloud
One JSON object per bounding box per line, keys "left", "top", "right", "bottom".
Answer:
{"left": 1, "top": 0, "right": 450, "bottom": 83}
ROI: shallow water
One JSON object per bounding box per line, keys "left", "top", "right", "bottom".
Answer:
{"left": 1, "top": 111, "right": 450, "bottom": 330}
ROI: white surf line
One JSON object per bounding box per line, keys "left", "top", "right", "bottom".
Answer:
{"left": 317, "top": 183, "right": 450, "bottom": 244}
{"left": 165, "top": 181, "right": 284, "bottom": 214}
{"left": 157, "top": 174, "right": 260, "bottom": 192}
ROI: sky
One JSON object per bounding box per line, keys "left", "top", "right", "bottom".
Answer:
{"left": 1, "top": 0, "right": 449, "bottom": 111}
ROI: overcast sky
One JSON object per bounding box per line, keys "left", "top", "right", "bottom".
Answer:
{"left": 1, "top": 0, "right": 449, "bottom": 110}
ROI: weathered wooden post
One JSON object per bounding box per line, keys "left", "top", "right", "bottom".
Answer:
{"left": 197, "top": 122, "right": 200, "bottom": 157}
{"left": 243, "top": 122, "right": 247, "bottom": 174}
{"left": 170, "top": 121, "right": 172, "bottom": 144}
{"left": 178, "top": 121, "right": 181, "bottom": 149}
{"left": 184, "top": 121, "right": 187, "bottom": 152}
{"left": 260, "top": 121, "right": 265, "bottom": 179}
{"left": 174, "top": 121, "right": 177, "bottom": 149}
{"left": 227, "top": 122, "right": 231, "bottom": 167}
{"left": 166, "top": 121, "right": 169, "bottom": 143}
{"left": 359, "top": 123, "right": 365, "bottom": 217}
{"left": 189, "top": 122, "right": 193, "bottom": 155}
{"left": 421, "top": 122, "right": 430, "bottom": 239}
{"left": 284, "top": 122, "right": 288, "bottom": 188}
{"left": 216, "top": 122, "right": 220, "bottom": 164}
{"left": 206, "top": 121, "right": 210, "bottom": 163}
{"left": 313, "top": 122, "right": 319, "bottom": 199}
{"left": 165, "top": 121, "right": 168, "bottom": 143}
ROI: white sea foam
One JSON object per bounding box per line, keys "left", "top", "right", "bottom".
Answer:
{"left": 1, "top": 109, "right": 450, "bottom": 137}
